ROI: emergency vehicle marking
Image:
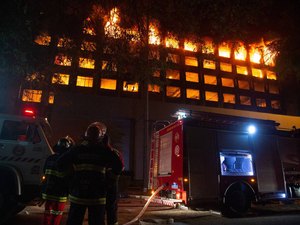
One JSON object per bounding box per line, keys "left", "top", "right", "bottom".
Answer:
{"left": 0, "top": 156, "right": 42, "bottom": 163}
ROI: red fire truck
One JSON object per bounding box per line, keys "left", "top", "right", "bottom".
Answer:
{"left": 148, "top": 110, "right": 300, "bottom": 216}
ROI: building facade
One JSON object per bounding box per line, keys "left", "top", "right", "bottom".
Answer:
{"left": 18, "top": 7, "right": 288, "bottom": 180}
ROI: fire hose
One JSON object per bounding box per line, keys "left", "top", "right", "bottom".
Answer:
{"left": 122, "top": 184, "right": 166, "bottom": 225}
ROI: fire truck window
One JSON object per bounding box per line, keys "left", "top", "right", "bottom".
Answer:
{"left": 220, "top": 152, "right": 254, "bottom": 176}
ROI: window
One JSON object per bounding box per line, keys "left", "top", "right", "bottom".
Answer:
{"left": 185, "top": 56, "right": 198, "bottom": 67}
{"left": 54, "top": 54, "right": 72, "bottom": 66}
{"left": 48, "top": 92, "right": 54, "bottom": 104}
{"left": 184, "top": 40, "right": 198, "bottom": 52}
{"left": 240, "top": 96, "right": 251, "bottom": 105}
{"left": 249, "top": 46, "right": 262, "bottom": 64}
{"left": 185, "top": 72, "right": 199, "bottom": 82}
{"left": 149, "top": 49, "right": 160, "bottom": 60}
{"left": 203, "top": 59, "right": 216, "bottom": 70}
{"left": 22, "top": 89, "right": 42, "bottom": 103}
{"left": 165, "top": 34, "right": 179, "bottom": 49}
{"left": 57, "top": 37, "right": 73, "bottom": 48}
{"left": 201, "top": 38, "right": 215, "bottom": 54}
{"left": 221, "top": 78, "right": 234, "bottom": 87}
{"left": 186, "top": 89, "right": 200, "bottom": 100}
{"left": 254, "top": 82, "right": 265, "bottom": 92}
{"left": 81, "top": 41, "right": 96, "bottom": 51}
{"left": 234, "top": 44, "right": 247, "bottom": 61}
{"left": 34, "top": 33, "right": 51, "bottom": 46}
{"left": 166, "top": 69, "right": 180, "bottom": 80}
{"left": 52, "top": 73, "right": 70, "bottom": 85}
{"left": 123, "top": 82, "right": 139, "bottom": 92}
{"left": 79, "top": 57, "right": 95, "bottom": 69}
{"left": 236, "top": 65, "right": 248, "bottom": 75}
{"left": 266, "top": 70, "right": 277, "bottom": 80}
{"left": 76, "top": 76, "right": 93, "bottom": 87}
{"left": 0, "top": 120, "right": 40, "bottom": 142}
{"left": 152, "top": 70, "right": 160, "bottom": 77}
{"left": 148, "top": 84, "right": 160, "bottom": 93}
{"left": 102, "top": 61, "right": 117, "bottom": 72}
{"left": 166, "top": 53, "right": 180, "bottom": 63}
{"left": 166, "top": 86, "right": 180, "bottom": 98}
{"left": 256, "top": 98, "right": 266, "bottom": 107}
{"left": 220, "top": 62, "right": 232, "bottom": 72}
{"left": 238, "top": 80, "right": 250, "bottom": 90}
{"left": 83, "top": 18, "right": 96, "bottom": 35}
{"left": 100, "top": 78, "right": 117, "bottom": 90}
{"left": 204, "top": 75, "right": 217, "bottom": 85}
{"left": 220, "top": 152, "right": 254, "bottom": 176}
{"left": 205, "top": 91, "right": 218, "bottom": 102}
{"left": 218, "top": 42, "right": 231, "bottom": 58}
{"left": 252, "top": 68, "right": 263, "bottom": 78}
{"left": 223, "top": 93, "right": 235, "bottom": 103}
{"left": 271, "top": 100, "right": 280, "bottom": 109}
{"left": 269, "top": 84, "right": 279, "bottom": 94}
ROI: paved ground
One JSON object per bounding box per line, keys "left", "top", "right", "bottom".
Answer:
{"left": 7, "top": 195, "right": 300, "bottom": 225}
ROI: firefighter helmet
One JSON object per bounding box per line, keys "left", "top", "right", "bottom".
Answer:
{"left": 85, "top": 122, "right": 107, "bottom": 142}
{"left": 57, "top": 135, "right": 74, "bottom": 149}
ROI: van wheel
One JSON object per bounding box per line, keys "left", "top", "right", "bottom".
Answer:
{"left": 222, "top": 185, "right": 252, "bottom": 217}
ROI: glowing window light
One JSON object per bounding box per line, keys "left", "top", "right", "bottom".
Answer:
{"left": 100, "top": 78, "right": 117, "bottom": 90}
{"left": 184, "top": 40, "right": 197, "bottom": 52}
{"left": 165, "top": 33, "right": 179, "bottom": 49}
{"left": 48, "top": 92, "right": 54, "bottom": 104}
{"left": 236, "top": 65, "right": 248, "bottom": 75}
{"left": 218, "top": 42, "right": 231, "bottom": 58}
{"left": 83, "top": 18, "right": 96, "bottom": 35}
{"left": 247, "top": 125, "right": 256, "bottom": 134}
{"left": 79, "top": 57, "right": 95, "bottom": 69}
{"left": 104, "top": 8, "right": 122, "bottom": 38}
{"left": 252, "top": 68, "right": 263, "bottom": 78}
{"left": 148, "top": 24, "right": 161, "bottom": 45}
{"left": 148, "top": 84, "right": 160, "bottom": 93}
{"left": 76, "top": 76, "right": 93, "bottom": 87}
{"left": 22, "top": 89, "right": 42, "bottom": 103}
{"left": 249, "top": 46, "right": 262, "bottom": 64}
{"left": 266, "top": 70, "right": 277, "bottom": 80}
{"left": 52, "top": 73, "right": 70, "bottom": 85}
{"left": 234, "top": 44, "right": 247, "bottom": 61}
{"left": 166, "top": 86, "right": 181, "bottom": 98}
{"left": 202, "top": 38, "right": 214, "bottom": 54}
{"left": 263, "top": 46, "right": 277, "bottom": 67}
{"left": 186, "top": 89, "right": 200, "bottom": 100}
{"left": 34, "top": 33, "right": 51, "bottom": 46}
{"left": 123, "top": 82, "right": 139, "bottom": 92}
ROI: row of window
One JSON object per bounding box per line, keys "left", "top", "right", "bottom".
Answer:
{"left": 21, "top": 82, "right": 280, "bottom": 110}
{"left": 53, "top": 53, "right": 277, "bottom": 81}
{"left": 51, "top": 71, "right": 279, "bottom": 94}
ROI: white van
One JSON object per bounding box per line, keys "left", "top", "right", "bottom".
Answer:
{"left": 0, "top": 112, "right": 54, "bottom": 219}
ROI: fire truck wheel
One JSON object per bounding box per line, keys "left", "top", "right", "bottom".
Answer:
{"left": 223, "top": 185, "right": 252, "bottom": 217}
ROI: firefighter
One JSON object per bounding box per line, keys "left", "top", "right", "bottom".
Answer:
{"left": 102, "top": 134, "right": 124, "bottom": 225}
{"left": 57, "top": 122, "right": 123, "bottom": 225}
{"left": 41, "top": 135, "right": 74, "bottom": 225}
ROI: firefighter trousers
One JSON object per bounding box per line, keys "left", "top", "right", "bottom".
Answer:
{"left": 106, "top": 182, "right": 119, "bottom": 225}
{"left": 43, "top": 200, "right": 66, "bottom": 225}
{"left": 66, "top": 203, "right": 106, "bottom": 225}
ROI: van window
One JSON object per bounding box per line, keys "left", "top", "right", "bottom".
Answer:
{"left": 0, "top": 120, "right": 40, "bottom": 143}
{"left": 220, "top": 152, "right": 254, "bottom": 176}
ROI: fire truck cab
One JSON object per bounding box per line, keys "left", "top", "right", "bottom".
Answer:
{"left": 0, "top": 111, "right": 54, "bottom": 219}
{"left": 149, "top": 111, "right": 300, "bottom": 216}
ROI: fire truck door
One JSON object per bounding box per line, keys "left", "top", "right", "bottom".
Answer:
{"left": 252, "top": 134, "right": 285, "bottom": 195}
{"left": 185, "top": 126, "right": 219, "bottom": 203}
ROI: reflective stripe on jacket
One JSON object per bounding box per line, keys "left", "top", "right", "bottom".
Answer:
{"left": 41, "top": 153, "right": 70, "bottom": 201}
{"left": 57, "top": 140, "right": 122, "bottom": 205}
